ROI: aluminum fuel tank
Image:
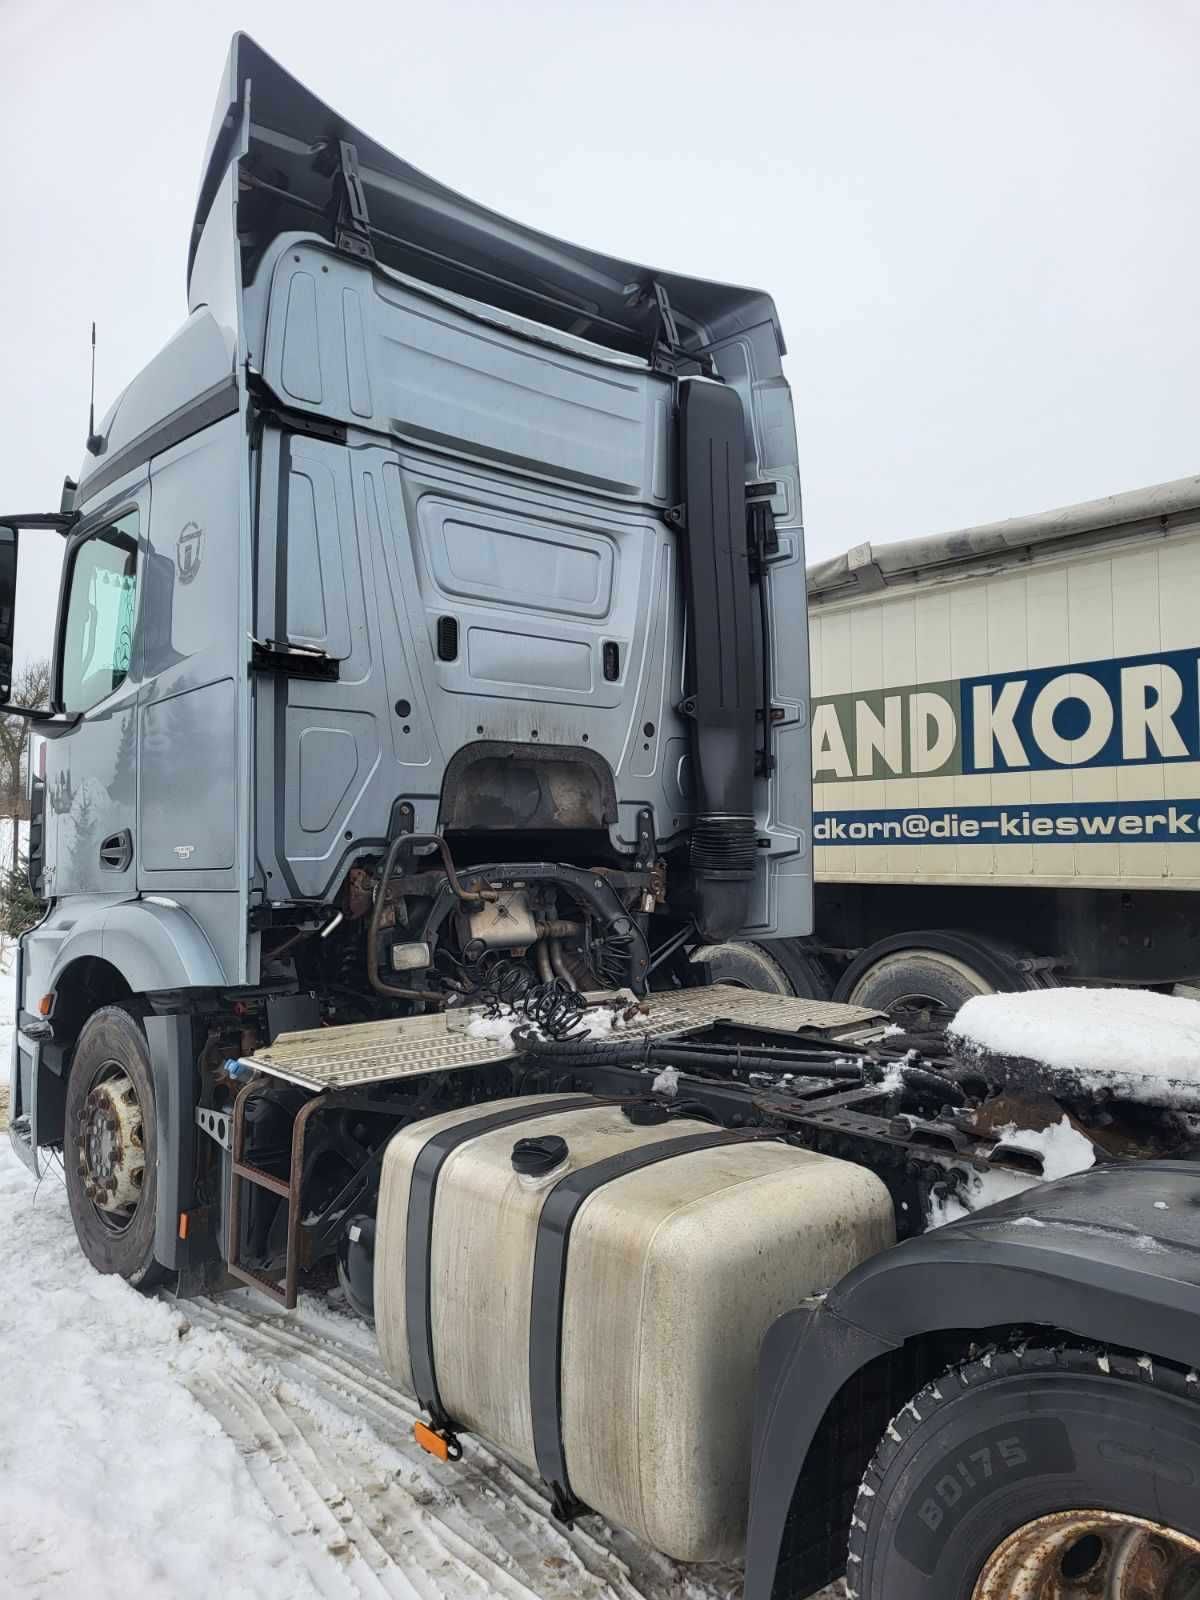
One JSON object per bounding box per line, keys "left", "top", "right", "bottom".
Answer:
{"left": 374, "top": 1094, "right": 894, "bottom": 1562}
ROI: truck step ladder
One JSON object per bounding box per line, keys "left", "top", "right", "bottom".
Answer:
{"left": 225, "top": 1085, "right": 326, "bottom": 1308}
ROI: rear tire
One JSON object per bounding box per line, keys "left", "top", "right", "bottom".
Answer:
{"left": 690, "top": 939, "right": 831, "bottom": 998}
{"left": 835, "top": 932, "right": 1050, "bottom": 1029}
{"left": 850, "top": 1345, "right": 1200, "bottom": 1599}
{"left": 64, "top": 1005, "right": 165, "bottom": 1289}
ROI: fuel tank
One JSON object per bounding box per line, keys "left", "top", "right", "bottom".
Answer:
{"left": 374, "top": 1094, "right": 894, "bottom": 1562}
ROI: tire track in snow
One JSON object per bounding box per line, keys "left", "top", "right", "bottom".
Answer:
{"left": 188, "top": 1369, "right": 419, "bottom": 1600}
{"left": 187, "top": 1298, "right": 647, "bottom": 1598}
{"left": 185, "top": 1292, "right": 742, "bottom": 1600}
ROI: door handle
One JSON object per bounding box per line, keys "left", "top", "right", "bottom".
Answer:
{"left": 98, "top": 829, "right": 133, "bottom": 872}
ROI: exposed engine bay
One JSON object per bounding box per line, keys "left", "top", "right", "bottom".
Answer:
{"left": 262, "top": 830, "right": 664, "bottom": 1029}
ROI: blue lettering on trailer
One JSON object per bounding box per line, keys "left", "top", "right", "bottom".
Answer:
{"left": 960, "top": 647, "right": 1200, "bottom": 774}
{"left": 813, "top": 800, "right": 1200, "bottom": 845}
{"left": 811, "top": 647, "right": 1200, "bottom": 783}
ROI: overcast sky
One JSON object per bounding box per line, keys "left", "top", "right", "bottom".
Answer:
{"left": 1, "top": 0, "right": 1197, "bottom": 667}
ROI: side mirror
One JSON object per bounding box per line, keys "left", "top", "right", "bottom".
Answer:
{"left": 0, "top": 523, "right": 17, "bottom": 705}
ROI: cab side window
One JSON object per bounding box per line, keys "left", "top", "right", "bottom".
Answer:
{"left": 60, "top": 512, "right": 139, "bottom": 714}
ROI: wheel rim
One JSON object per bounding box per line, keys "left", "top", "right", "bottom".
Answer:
{"left": 973, "top": 1510, "right": 1200, "bottom": 1598}
{"left": 880, "top": 991, "right": 958, "bottom": 1030}
{"left": 75, "top": 1061, "right": 146, "bottom": 1234}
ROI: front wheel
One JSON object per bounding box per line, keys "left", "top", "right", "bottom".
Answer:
{"left": 850, "top": 1345, "right": 1200, "bottom": 1598}
{"left": 64, "top": 1005, "right": 165, "bottom": 1288}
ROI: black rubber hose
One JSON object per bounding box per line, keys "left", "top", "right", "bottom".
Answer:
{"left": 641, "top": 1038, "right": 871, "bottom": 1066}
{"left": 899, "top": 1064, "right": 968, "bottom": 1107}
{"left": 525, "top": 1029, "right": 869, "bottom": 1068}
{"left": 662, "top": 1049, "right": 862, "bottom": 1080}
{"left": 509, "top": 1026, "right": 865, "bottom": 1080}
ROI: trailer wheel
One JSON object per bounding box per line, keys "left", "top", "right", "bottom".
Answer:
{"left": 849, "top": 1344, "right": 1200, "bottom": 1599}
{"left": 835, "top": 931, "right": 1049, "bottom": 1029}
{"left": 64, "top": 1005, "right": 165, "bottom": 1289}
{"left": 689, "top": 939, "right": 831, "bottom": 998}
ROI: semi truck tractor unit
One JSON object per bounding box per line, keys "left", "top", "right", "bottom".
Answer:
{"left": 804, "top": 477, "right": 1200, "bottom": 1024}
{"left": 8, "top": 37, "right": 1200, "bottom": 1600}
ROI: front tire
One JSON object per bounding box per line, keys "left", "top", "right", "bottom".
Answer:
{"left": 850, "top": 1345, "right": 1200, "bottom": 1598}
{"left": 64, "top": 1005, "right": 165, "bottom": 1288}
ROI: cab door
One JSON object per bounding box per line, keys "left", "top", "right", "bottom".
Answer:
{"left": 44, "top": 489, "right": 147, "bottom": 899}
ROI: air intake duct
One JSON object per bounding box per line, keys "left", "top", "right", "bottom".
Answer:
{"left": 675, "top": 377, "right": 758, "bottom": 940}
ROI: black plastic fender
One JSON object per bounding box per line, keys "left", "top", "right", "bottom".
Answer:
{"left": 146, "top": 1012, "right": 200, "bottom": 1272}
{"left": 743, "top": 1159, "right": 1200, "bottom": 1600}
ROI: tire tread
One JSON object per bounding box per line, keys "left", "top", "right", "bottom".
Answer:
{"left": 64, "top": 1003, "right": 167, "bottom": 1290}
{"left": 846, "top": 1340, "right": 1200, "bottom": 1597}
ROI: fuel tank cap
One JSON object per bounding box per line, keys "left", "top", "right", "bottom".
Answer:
{"left": 511, "top": 1134, "right": 569, "bottom": 1177}
{"left": 623, "top": 1100, "right": 671, "bottom": 1126}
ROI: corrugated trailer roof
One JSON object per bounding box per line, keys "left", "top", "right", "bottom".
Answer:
{"left": 808, "top": 473, "right": 1200, "bottom": 601}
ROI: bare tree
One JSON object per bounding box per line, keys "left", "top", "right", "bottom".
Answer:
{"left": 0, "top": 658, "right": 50, "bottom": 872}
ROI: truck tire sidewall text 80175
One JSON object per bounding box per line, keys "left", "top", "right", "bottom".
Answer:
{"left": 64, "top": 1005, "right": 165, "bottom": 1290}
{"left": 851, "top": 1345, "right": 1200, "bottom": 1599}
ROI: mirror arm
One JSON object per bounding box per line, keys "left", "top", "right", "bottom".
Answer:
{"left": 3, "top": 707, "right": 80, "bottom": 738}
{"left": 0, "top": 513, "right": 77, "bottom": 534}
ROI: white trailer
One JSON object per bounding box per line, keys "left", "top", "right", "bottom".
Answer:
{"left": 801, "top": 474, "right": 1200, "bottom": 1020}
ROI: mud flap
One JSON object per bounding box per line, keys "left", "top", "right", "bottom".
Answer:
{"left": 146, "top": 1013, "right": 201, "bottom": 1271}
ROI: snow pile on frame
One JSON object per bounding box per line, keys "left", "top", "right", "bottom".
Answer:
{"left": 949, "top": 987, "right": 1200, "bottom": 1106}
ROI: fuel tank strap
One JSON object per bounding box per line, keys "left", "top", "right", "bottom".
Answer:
{"left": 405, "top": 1095, "right": 599, "bottom": 1431}
{"left": 528, "top": 1125, "right": 779, "bottom": 1521}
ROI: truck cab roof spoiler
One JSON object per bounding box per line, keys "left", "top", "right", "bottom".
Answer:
{"left": 190, "top": 35, "right": 785, "bottom": 364}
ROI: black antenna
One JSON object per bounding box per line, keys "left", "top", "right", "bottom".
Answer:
{"left": 85, "top": 321, "right": 105, "bottom": 456}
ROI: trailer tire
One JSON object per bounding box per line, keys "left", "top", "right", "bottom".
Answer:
{"left": 64, "top": 1005, "right": 166, "bottom": 1289}
{"left": 849, "top": 1344, "right": 1200, "bottom": 1599}
{"left": 689, "top": 939, "right": 831, "bottom": 998}
{"left": 835, "top": 932, "right": 1048, "bottom": 1028}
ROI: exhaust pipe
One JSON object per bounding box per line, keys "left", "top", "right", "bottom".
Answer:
{"left": 675, "top": 378, "right": 758, "bottom": 940}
